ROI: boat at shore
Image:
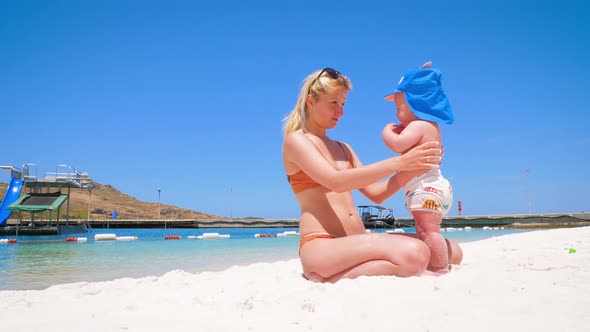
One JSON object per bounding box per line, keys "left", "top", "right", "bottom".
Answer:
{"left": 357, "top": 205, "right": 400, "bottom": 228}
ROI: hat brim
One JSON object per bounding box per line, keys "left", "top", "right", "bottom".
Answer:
{"left": 383, "top": 90, "right": 402, "bottom": 101}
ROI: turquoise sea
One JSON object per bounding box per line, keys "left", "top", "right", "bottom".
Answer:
{"left": 0, "top": 227, "right": 533, "bottom": 291}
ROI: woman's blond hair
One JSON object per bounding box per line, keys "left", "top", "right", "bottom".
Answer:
{"left": 283, "top": 69, "right": 352, "bottom": 136}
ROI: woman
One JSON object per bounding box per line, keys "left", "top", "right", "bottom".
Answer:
{"left": 282, "top": 68, "right": 463, "bottom": 282}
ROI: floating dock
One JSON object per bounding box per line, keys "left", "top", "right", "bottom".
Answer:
{"left": 0, "top": 224, "right": 88, "bottom": 236}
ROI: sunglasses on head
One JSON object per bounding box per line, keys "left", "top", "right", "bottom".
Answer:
{"left": 308, "top": 67, "right": 341, "bottom": 94}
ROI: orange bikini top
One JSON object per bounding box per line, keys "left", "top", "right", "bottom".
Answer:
{"left": 287, "top": 141, "right": 353, "bottom": 194}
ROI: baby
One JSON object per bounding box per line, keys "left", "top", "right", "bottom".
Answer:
{"left": 382, "top": 62, "right": 454, "bottom": 274}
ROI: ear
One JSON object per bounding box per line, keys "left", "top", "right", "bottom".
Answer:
{"left": 420, "top": 61, "right": 432, "bottom": 69}
{"left": 306, "top": 93, "right": 315, "bottom": 108}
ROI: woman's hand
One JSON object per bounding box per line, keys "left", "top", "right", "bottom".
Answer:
{"left": 397, "top": 141, "right": 442, "bottom": 171}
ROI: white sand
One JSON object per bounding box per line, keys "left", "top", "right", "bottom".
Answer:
{"left": 1, "top": 227, "right": 589, "bottom": 332}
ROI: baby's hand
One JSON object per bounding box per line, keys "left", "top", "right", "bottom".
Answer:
{"left": 383, "top": 123, "right": 403, "bottom": 135}
{"left": 392, "top": 123, "right": 405, "bottom": 134}
{"left": 382, "top": 123, "right": 405, "bottom": 153}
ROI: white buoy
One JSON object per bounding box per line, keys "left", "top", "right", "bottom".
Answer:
{"left": 190, "top": 233, "right": 230, "bottom": 240}
{"left": 202, "top": 232, "right": 220, "bottom": 239}
{"left": 206, "top": 233, "right": 229, "bottom": 239}
{"left": 276, "top": 231, "right": 299, "bottom": 237}
{"left": 464, "top": 226, "right": 472, "bottom": 231}
{"left": 94, "top": 234, "right": 117, "bottom": 241}
{"left": 385, "top": 229, "right": 405, "bottom": 234}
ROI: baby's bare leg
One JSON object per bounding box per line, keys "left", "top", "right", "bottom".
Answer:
{"left": 413, "top": 211, "right": 449, "bottom": 274}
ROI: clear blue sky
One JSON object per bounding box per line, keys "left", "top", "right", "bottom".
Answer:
{"left": 1, "top": 1, "right": 588, "bottom": 219}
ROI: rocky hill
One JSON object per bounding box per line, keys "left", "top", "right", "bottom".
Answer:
{"left": 0, "top": 181, "right": 221, "bottom": 220}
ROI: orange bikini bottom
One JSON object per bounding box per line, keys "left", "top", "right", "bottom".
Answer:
{"left": 299, "top": 232, "right": 335, "bottom": 255}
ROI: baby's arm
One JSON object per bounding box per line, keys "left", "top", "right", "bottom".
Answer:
{"left": 382, "top": 122, "right": 425, "bottom": 154}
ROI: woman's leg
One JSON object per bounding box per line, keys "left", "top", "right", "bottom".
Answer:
{"left": 308, "top": 260, "right": 402, "bottom": 283}
{"left": 299, "top": 233, "right": 430, "bottom": 282}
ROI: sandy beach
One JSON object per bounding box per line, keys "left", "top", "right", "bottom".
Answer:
{"left": 1, "top": 227, "right": 588, "bottom": 332}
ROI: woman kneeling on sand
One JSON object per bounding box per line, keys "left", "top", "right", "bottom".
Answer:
{"left": 282, "top": 68, "right": 463, "bottom": 282}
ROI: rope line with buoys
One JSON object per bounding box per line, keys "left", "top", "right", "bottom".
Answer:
{"left": 66, "top": 237, "right": 88, "bottom": 242}
{"left": 0, "top": 238, "right": 17, "bottom": 244}
{"left": 254, "top": 233, "right": 272, "bottom": 238}
{"left": 116, "top": 236, "right": 138, "bottom": 241}
{"left": 164, "top": 235, "right": 181, "bottom": 240}
{"left": 254, "top": 231, "right": 299, "bottom": 238}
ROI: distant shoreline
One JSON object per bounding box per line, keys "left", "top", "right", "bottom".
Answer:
{"left": 4, "top": 212, "right": 589, "bottom": 229}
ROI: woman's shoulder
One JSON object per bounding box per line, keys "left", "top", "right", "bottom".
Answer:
{"left": 284, "top": 130, "right": 306, "bottom": 144}
{"left": 283, "top": 130, "right": 311, "bottom": 153}
{"left": 285, "top": 129, "right": 304, "bottom": 138}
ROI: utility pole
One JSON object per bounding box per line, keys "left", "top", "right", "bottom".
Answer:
{"left": 157, "top": 187, "right": 161, "bottom": 220}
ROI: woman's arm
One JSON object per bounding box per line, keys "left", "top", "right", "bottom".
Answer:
{"left": 284, "top": 132, "right": 440, "bottom": 194}
{"left": 347, "top": 146, "right": 418, "bottom": 204}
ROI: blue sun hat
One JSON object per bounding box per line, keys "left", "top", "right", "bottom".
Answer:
{"left": 384, "top": 67, "right": 454, "bottom": 124}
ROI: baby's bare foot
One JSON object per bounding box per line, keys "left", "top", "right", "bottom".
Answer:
{"left": 419, "top": 270, "right": 443, "bottom": 277}
{"left": 432, "top": 267, "right": 450, "bottom": 275}
{"left": 420, "top": 266, "right": 450, "bottom": 277}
